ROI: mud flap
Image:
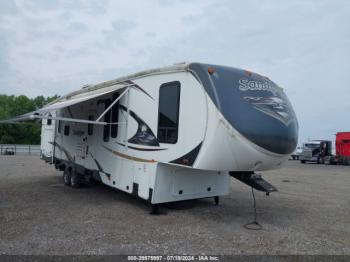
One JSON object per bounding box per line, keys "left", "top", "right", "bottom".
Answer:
{"left": 229, "top": 172, "right": 278, "bottom": 194}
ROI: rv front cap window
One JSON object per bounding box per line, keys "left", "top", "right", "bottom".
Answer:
{"left": 157, "top": 81, "right": 180, "bottom": 144}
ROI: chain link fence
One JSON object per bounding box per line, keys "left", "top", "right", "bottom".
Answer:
{"left": 0, "top": 144, "right": 40, "bottom": 156}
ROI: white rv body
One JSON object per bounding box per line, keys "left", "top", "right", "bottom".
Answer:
{"left": 45, "top": 70, "right": 230, "bottom": 203}
{"left": 40, "top": 112, "right": 56, "bottom": 161}
{"left": 7, "top": 62, "right": 298, "bottom": 206}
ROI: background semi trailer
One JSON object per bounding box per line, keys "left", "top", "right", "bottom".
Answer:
{"left": 300, "top": 140, "right": 332, "bottom": 164}
{"left": 290, "top": 146, "right": 302, "bottom": 160}
{"left": 325, "top": 132, "right": 350, "bottom": 165}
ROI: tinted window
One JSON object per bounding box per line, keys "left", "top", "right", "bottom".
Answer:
{"left": 88, "top": 115, "right": 94, "bottom": 136}
{"left": 103, "top": 99, "right": 111, "bottom": 142}
{"left": 157, "top": 81, "right": 180, "bottom": 144}
{"left": 57, "top": 120, "right": 61, "bottom": 133}
{"left": 111, "top": 93, "right": 119, "bottom": 138}
{"left": 64, "top": 125, "right": 70, "bottom": 136}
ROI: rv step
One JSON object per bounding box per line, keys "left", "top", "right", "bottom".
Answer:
{"left": 229, "top": 172, "right": 278, "bottom": 194}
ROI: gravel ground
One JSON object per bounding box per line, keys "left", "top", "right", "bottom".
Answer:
{"left": 0, "top": 156, "right": 349, "bottom": 255}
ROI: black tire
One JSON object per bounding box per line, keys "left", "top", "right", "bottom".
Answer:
{"left": 63, "top": 169, "right": 71, "bottom": 186}
{"left": 345, "top": 158, "right": 350, "bottom": 166}
{"left": 70, "top": 172, "right": 82, "bottom": 188}
{"left": 214, "top": 196, "right": 219, "bottom": 205}
{"left": 300, "top": 160, "right": 306, "bottom": 164}
{"left": 150, "top": 204, "right": 160, "bottom": 215}
{"left": 88, "top": 177, "right": 99, "bottom": 186}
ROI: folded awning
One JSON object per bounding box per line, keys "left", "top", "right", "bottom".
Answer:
{"left": 38, "top": 82, "right": 128, "bottom": 114}
{"left": 0, "top": 82, "right": 131, "bottom": 125}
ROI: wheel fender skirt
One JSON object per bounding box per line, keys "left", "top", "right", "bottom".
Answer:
{"left": 229, "top": 172, "right": 278, "bottom": 193}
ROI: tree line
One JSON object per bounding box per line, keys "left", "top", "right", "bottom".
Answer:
{"left": 0, "top": 95, "right": 59, "bottom": 144}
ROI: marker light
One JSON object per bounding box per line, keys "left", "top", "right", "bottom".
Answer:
{"left": 244, "top": 70, "right": 252, "bottom": 77}
{"left": 208, "top": 67, "right": 215, "bottom": 74}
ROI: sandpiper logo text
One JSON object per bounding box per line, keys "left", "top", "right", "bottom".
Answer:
{"left": 238, "top": 78, "right": 280, "bottom": 95}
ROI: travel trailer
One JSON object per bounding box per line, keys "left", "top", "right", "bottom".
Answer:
{"left": 1, "top": 62, "right": 299, "bottom": 212}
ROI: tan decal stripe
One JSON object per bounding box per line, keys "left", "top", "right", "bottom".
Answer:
{"left": 103, "top": 146, "right": 156, "bottom": 163}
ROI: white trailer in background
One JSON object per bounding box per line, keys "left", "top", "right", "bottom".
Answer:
{"left": 1, "top": 62, "right": 299, "bottom": 212}
{"left": 40, "top": 112, "right": 56, "bottom": 161}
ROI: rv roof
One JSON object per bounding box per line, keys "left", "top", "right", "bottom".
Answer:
{"left": 49, "top": 62, "right": 191, "bottom": 105}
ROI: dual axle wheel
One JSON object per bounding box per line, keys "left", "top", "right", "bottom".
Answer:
{"left": 63, "top": 168, "right": 82, "bottom": 188}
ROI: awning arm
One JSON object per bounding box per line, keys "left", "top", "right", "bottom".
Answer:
{"left": 96, "top": 86, "right": 131, "bottom": 122}
{"left": 33, "top": 115, "right": 108, "bottom": 125}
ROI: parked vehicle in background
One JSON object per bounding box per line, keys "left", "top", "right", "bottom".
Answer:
{"left": 290, "top": 146, "right": 302, "bottom": 160}
{"left": 4, "top": 147, "right": 15, "bottom": 155}
{"left": 324, "top": 132, "right": 350, "bottom": 165}
{"left": 0, "top": 144, "right": 40, "bottom": 156}
{"left": 300, "top": 140, "right": 332, "bottom": 164}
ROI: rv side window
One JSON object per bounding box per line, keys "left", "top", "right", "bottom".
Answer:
{"left": 103, "top": 99, "right": 111, "bottom": 142}
{"left": 88, "top": 115, "right": 94, "bottom": 136}
{"left": 47, "top": 116, "right": 52, "bottom": 126}
{"left": 157, "top": 81, "right": 180, "bottom": 144}
{"left": 57, "top": 120, "right": 61, "bottom": 133}
{"left": 111, "top": 93, "right": 119, "bottom": 138}
{"left": 64, "top": 125, "right": 70, "bottom": 136}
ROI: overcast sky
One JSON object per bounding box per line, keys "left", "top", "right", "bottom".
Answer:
{"left": 0, "top": 0, "right": 349, "bottom": 145}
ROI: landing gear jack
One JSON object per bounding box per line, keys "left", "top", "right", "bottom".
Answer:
{"left": 150, "top": 204, "right": 160, "bottom": 215}
{"left": 214, "top": 196, "right": 219, "bottom": 205}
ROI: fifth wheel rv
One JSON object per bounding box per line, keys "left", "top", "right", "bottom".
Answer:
{"left": 1, "top": 62, "right": 299, "bottom": 212}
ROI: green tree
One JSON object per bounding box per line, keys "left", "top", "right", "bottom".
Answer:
{"left": 0, "top": 94, "right": 60, "bottom": 144}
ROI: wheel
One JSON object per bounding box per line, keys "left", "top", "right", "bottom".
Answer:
{"left": 214, "top": 196, "right": 219, "bottom": 205}
{"left": 63, "top": 169, "right": 71, "bottom": 186}
{"left": 87, "top": 176, "right": 99, "bottom": 186}
{"left": 150, "top": 204, "right": 160, "bottom": 215}
{"left": 70, "top": 172, "right": 82, "bottom": 188}
{"left": 300, "top": 160, "right": 306, "bottom": 164}
{"left": 292, "top": 156, "right": 296, "bottom": 160}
